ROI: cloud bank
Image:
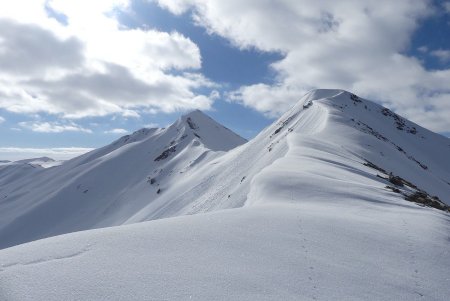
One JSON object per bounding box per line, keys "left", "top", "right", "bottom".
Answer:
{"left": 104, "top": 128, "right": 129, "bottom": 134}
{"left": 0, "top": 147, "right": 93, "bottom": 161}
{"left": 157, "top": 0, "right": 450, "bottom": 132}
{"left": 18, "top": 121, "right": 93, "bottom": 133}
{"left": 0, "top": 0, "right": 214, "bottom": 119}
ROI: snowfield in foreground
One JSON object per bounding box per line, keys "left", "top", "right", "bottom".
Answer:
{"left": 0, "top": 89, "right": 449, "bottom": 300}
{"left": 1, "top": 204, "right": 449, "bottom": 300}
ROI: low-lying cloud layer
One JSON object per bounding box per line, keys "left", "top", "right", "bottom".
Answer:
{"left": 0, "top": 147, "right": 93, "bottom": 161}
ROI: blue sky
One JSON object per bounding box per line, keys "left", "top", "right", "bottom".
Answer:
{"left": 0, "top": 0, "right": 450, "bottom": 160}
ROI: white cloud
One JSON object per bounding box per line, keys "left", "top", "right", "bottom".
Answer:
{"left": 104, "top": 128, "right": 128, "bottom": 134}
{"left": 0, "top": 1, "right": 214, "bottom": 119}
{"left": 156, "top": 0, "right": 193, "bottom": 15}
{"left": 418, "top": 46, "right": 428, "bottom": 53}
{"left": 228, "top": 84, "right": 306, "bottom": 118}
{"left": 158, "top": 0, "right": 450, "bottom": 132}
{"left": 122, "top": 109, "right": 140, "bottom": 118}
{"left": 444, "top": 2, "right": 450, "bottom": 13}
{"left": 0, "top": 116, "right": 4, "bottom": 124}
{"left": 144, "top": 123, "right": 159, "bottom": 128}
{"left": 19, "top": 121, "right": 92, "bottom": 133}
{"left": 209, "top": 90, "right": 220, "bottom": 100}
{"left": 0, "top": 147, "right": 93, "bottom": 161}
{"left": 430, "top": 49, "right": 450, "bottom": 63}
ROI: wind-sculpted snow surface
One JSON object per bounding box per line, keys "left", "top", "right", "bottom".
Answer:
{"left": 1, "top": 204, "right": 449, "bottom": 300}
{"left": 1, "top": 89, "right": 450, "bottom": 300}
{"left": 246, "top": 89, "right": 450, "bottom": 209}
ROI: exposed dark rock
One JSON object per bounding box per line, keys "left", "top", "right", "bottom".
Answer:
{"left": 354, "top": 117, "right": 427, "bottom": 170}
{"left": 400, "top": 177, "right": 418, "bottom": 190}
{"left": 388, "top": 173, "right": 404, "bottom": 187}
{"left": 350, "top": 93, "right": 362, "bottom": 103}
{"left": 376, "top": 174, "right": 388, "bottom": 181}
{"left": 352, "top": 120, "right": 389, "bottom": 142}
{"left": 408, "top": 127, "right": 417, "bottom": 134}
{"left": 381, "top": 108, "right": 391, "bottom": 117}
{"left": 380, "top": 107, "right": 419, "bottom": 135}
{"left": 409, "top": 156, "right": 428, "bottom": 170}
{"left": 405, "top": 192, "right": 449, "bottom": 212}
{"left": 386, "top": 186, "right": 401, "bottom": 193}
{"left": 363, "top": 160, "right": 386, "bottom": 174}
{"left": 271, "top": 113, "right": 298, "bottom": 137}
{"left": 154, "top": 146, "right": 177, "bottom": 161}
{"left": 363, "top": 161, "right": 448, "bottom": 212}
{"left": 303, "top": 100, "right": 313, "bottom": 109}
{"left": 186, "top": 117, "right": 199, "bottom": 130}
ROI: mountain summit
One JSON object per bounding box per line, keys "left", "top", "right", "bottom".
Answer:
{"left": 0, "top": 110, "right": 246, "bottom": 249}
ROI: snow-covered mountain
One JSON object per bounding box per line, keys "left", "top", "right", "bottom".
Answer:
{"left": 0, "top": 157, "right": 62, "bottom": 190}
{"left": 0, "top": 110, "right": 246, "bottom": 249}
{"left": 0, "top": 157, "right": 57, "bottom": 166}
{"left": 1, "top": 89, "right": 449, "bottom": 300}
{"left": 127, "top": 88, "right": 449, "bottom": 223}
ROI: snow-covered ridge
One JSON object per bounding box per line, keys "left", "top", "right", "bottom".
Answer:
{"left": 0, "top": 110, "right": 246, "bottom": 249}
{"left": 1, "top": 90, "right": 449, "bottom": 249}
{"left": 1, "top": 89, "right": 450, "bottom": 300}
{"left": 146, "top": 88, "right": 449, "bottom": 217}
{"left": 0, "top": 156, "right": 60, "bottom": 168}
{"left": 1, "top": 90, "right": 449, "bottom": 250}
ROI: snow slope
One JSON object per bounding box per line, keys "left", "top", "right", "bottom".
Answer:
{"left": 129, "top": 89, "right": 449, "bottom": 223}
{"left": 1, "top": 89, "right": 449, "bottom": 300}
{"left": 0, "top": 157, "right": 63, "bottom": 190}
{"left": 0, "top": 199, "right": 449, "bottom": 300}
{"left": 0, "top": 110, "right": 246, "bottom": 249}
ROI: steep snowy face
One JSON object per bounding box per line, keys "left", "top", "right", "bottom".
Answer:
{"left": 246, "top": 89, "right": 450, "bottom": 209}
{"left": 0, "top": 110, "right": 246, "bottom": 249}
{"left": 0, "top": 157, "right": 62, "bottom": 189}
{"left": 145, "top": 88, "right": 449, "bottom": 220}
{"left": 67, "top": 109, "right": 245, "bottom": 168}
{"left": 175, "top": 110, "right": 246, "bottom": 151}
